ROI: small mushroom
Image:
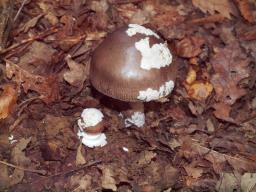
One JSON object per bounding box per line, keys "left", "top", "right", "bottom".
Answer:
{"left": 77, "top": 108, "right": 107, "bottom": 148}
{"left": 90, "top": 24, "right": 177, "bottom": 127}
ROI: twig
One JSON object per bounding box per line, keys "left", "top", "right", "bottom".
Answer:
{"left": 30, "top": 160, "right": 102, "bottom": 184}
{"left": 0, "top": 27, "right": 58, "bottom": 55}
{"left": 0, "top": 160, "right": 47, "bottom": 175}
{"left": 14, "top": 0, "right": 27, "bottom": 21}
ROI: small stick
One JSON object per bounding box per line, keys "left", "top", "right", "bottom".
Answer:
{"left": 0, "top": 160, "right": 47, "bottom": 175}
{"left": 0, "top": 27, "right": 58, "bottom": 55}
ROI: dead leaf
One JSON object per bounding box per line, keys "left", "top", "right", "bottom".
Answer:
{"left": 210, "top": 43, "right": 250, "bottom": 105}
{"left": 181, "top": 138, "right": 256, "bottom": 173}
{"left": 76, "top": 143, "right": 86, "bottom": 166}
{"left": 186, "top": 67, "right": 197, "bottom": 84}
{"left": 63, "top": 55, "right": 88, "bottom": 88}
{"left": 215, "top": 173, "right": 240, "bottom": 192}
{"left": 241, "top": 173, "right": 256, "bottom": 192}
{"left": 192, "top": 0, "right": 236, "bottom": 19}
{"left": 0, "top": 137, "right": 32, "bottom": 188}
{"left": 213, "top": 103, "right": 235, "bottom": 122}
{"left": 19, "top": 14, "right": 44, "bottom": 33}
{"left": 100, "top": 166, "right": 117, "bottom": 191}
{"left": 135, "top": 150, "right": 157, "bottom": 167}
{"left": 175, "top": 36, "right": 205, "bottom": 58}
{"left": 0, "top": 84, "right": 17, "bottom": 119}
{"left": 38, "top": 2, "right": 58, "bottom": 25}
{"left": 184, "top": 165, "right": 203, "bottom": 179}
{"left": 235, "top": 0, "right": 254, "bottom": 23}
{"left": 185, "top": 81, "right": 213, "bottom": 101}
{"left": 6, "top": 60, "right": 59, "bottom": 104}
{"left": 70, "top": 174, "right": 92, "bottom": 192}
{"left": 18, "top": 41, "right": 57, "bottom": 75}
{"left": 11, "top": 137, "right": 31, "bottom": 166}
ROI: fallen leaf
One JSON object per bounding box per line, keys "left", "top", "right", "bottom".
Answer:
{"left": 241, "top": 173, "right": 256, "bottom": 192}
{"left": 1, "top": 137, "right": 33, "bottom": 188}
{"left": 0, "top": 84, "right": 17, "bottom": 119}
{"left": 185, "top": 81, "right": 213, "bottom": 101}
{"left": 76, "top": 143, "right": 86, "bottom": 166}
{"left": 63, "top": 55, "right": 88, "bottom": 88}
{"left": 175, "top": 36, "right": 205, "bottom": 58}
{"left": 235, "top": 0, "right": 254, "bottom": 23}
{"left": 212, "top": 103, "right": 235, "bottom": 122}
{"left": 100, "top": 166, "right": 117, "bottom": 191}
{"left": 210, "top": 43, "right": 250, "bottom": 105}
{"left": 192, "top": 0, "right": 236, "bottom": 19}
{"left": 186, "top": 67, "right": 197, "bottom": 84}
{"left": 18, "top": 41, "right": 57, "bottom": 75}
{"left": 215, "top": 173, "right": 239, "bottom": 192}
{"left": 18, "top": 14, "right": 44, "bottom": 33}
{"left": 70, "top": 174, "right": 92, "bottom": 191}
{"left": 181, "top": 138, "right": 256, "bottom": 173}
{"left": 11, "top": 137, "right": 31, "bottom": 166}
{"left": 38, "top": 2, "right": 58, "bottom": 25}
{"left": 135, "top": 150, "right": 157, "bottom": 167}
{"left": 6, "top": 60, "right": 59, "bottom": 104}
{"left": 184, "top": 165, "right": 203, "bottom": 179}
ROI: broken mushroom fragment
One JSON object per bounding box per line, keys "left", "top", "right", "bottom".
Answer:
{"left": 90, "top": 24, "right": 176, "bottom": 127}
{"left": 77, "top": 108, "right": 107, "bottom": 148}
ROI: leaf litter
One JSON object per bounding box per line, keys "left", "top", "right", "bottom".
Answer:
{"left": 0, "top": 0, "right": 256, "bottom": 191}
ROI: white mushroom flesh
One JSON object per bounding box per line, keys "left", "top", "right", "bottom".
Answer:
{"left": 124, "top": 111, "right": 145, "bottom": 127}
{"left": 126, "top": 24, "right": 160, "bottom": 39}
{"left": 77, "top": 130, "right": 107, "bottom": 148}
{"left": 135, "top": 37, "right": 172, "bottom": 70}
{"left": 137, "top": 80, "right": 174, "bottom": 102}
{"left": 78, "top": 108, "right": 104, "bottom": 129}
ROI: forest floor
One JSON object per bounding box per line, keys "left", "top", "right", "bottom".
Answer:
{"left": 0, "top": 0, "right": 256, "bottom": 191}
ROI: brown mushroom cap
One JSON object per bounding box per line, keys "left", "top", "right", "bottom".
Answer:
{"left": 90, "top": 25, "right": 177, "bottom": 102}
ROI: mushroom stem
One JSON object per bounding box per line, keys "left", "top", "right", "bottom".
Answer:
{"left": 129, "top": 102, "right": 144, "bottom": 113}
{"left": 124, "top": 102, "right": 145, "bottom": 128}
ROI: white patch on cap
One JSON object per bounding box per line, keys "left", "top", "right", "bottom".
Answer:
{"left": 124, "top": 112, "right": 145, "bottom": 127}
{"left": 77, "top": 129, "right": 107, "bottom": 148}
{"left": 135, "top": 37, "right": 172, "bottom": 70}
{"left": 126, "top": 24, "right": 160, "bottom": 39}
{"left": 78, "top": 108, "right": 104, "bottom": 129}
{"left": 137, "top": 80, "right": 174, "bottom": 102}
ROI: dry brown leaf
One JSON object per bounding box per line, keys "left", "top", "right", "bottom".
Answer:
{"left": 2, "top": 137, "right": 32, "bottom": 188}
{"left": 190, "top": 14, "right": 226, "bottom": 25}
{"left": 135, "top": 150, "right": 157, "bottom": 167}
{"left": 11, "top": 137, "right": 31, "bottom": 166}
{"left": 18, "top": 14, "right": 44, "bottom": 33}
{"left": 213, "top": 103, "right": 235, "bottom": 122}
{"left": 6, "top": 60, "right": 59, "bottom": 104}
{"left": 100, "top": 166, "right": 117, "bottom": 191}
{"left": 18, "top": 41, "right": 57, "bottom": 75}
{"left": 63, "top": 55, "right": 88, "bottom": 88}
{"left": 192, "top": 0, "right": 236, "bottom": 19}
{"left": 241, "top": 173, "right": 256, "bottom": 191}
{"left": 181, "top": 138, "right": 256, "bottom": 173}
{"left": 38, "top": 2, "right": 58, "bottom": 25}
{"left": 215, "top": 173, "right": 240, "bottom": 192}
{"left": 76, "top": 143, "right": 86, "bottom": 166}
{"left": 235, "top": 0, "right": 254, "bottom": 23}
{"left": 186, "top": 67, "right": 197, "bottom": 84}
{"left": 210, "top": 43, "right": 250, "bottom": 105}
{"left": 0, "top": 84, "right": 17, "bottom": 119}
{"left": 70, "top": 174, "right": 92, "bottom": 192}
{"left": 184, "top": 165, "right": 203, "bottom": 179}
{"left": 175, "top": 36, "right": 205, "bottom": 58}
{"left": 185, "top": 81, "right": 213, "bottom": 101}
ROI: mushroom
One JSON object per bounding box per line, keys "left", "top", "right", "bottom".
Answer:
{"left": 77, "top": 108, "right": 107, "bottom": 148}
{"left": 90, "top": 24, "right": 176, "bottom": 127}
